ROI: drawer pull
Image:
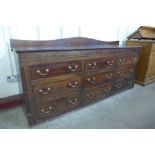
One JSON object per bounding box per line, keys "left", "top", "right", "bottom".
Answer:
{"left": 68, "top": 65, "right": 78, "bottom": 72}
{"left": 106, "top": 73, "right": 113, "bottom": 79}
{"left": 68, "top": 81, "right": 78, "bottom": 88}
{"left": 104, "top": 87, "right": 111, "bottom": 93}
{"left": 37, "top": 69, "right": 49, "bottom": 76}
{"left": 107, "top": 60, "right": 114, "bottom": 66}
{"left": 39, "top": 87, "right": 51, "bottom": 95}
{"left": 87, "top": 77, "right": 96, "bottom": 83}
{"left": 117, "top": 71, "right": 124, "bottom": 76}
{"left": 128, "top": 80, "right": 133, "bottom": 85}
{"left": 69, "top": 98, "right": 78, "bottom": 105}
{"left": 115, "top": 83, "right": 122, "bottom": 89}
{"left": 119, "top": 58, "right": 125, "bottom": 64}
{"left": 88, "top": 62, "right": 97, "bottom": 69}
{"left": 87, "top": 93, "right": 95, "bottom": 99}
{"left": 131, "top": 57, "right": 137, "bottom": 62}
{"left": 130, "top": 68, "right": 135, "bottom": 73}
{"left": 41, "top": 106, "right": 52, "bottom": 114}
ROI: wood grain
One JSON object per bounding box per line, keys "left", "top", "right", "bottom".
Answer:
{"left": 126, "top": 40, "right": 155, "bottom": 85}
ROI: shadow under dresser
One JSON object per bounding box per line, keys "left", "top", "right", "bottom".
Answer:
{"left": 10, "top": 37, "right": 141, "bottom": 126}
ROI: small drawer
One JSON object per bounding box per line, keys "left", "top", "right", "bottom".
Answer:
{"left": 118, "top": 55, "right": 138, "bottom": 65}
{"left": 35, "top": 94, "right": 81, "bottom": 120}
{"left": 30, "top": 60, "right": 82, "bottom": 80}
{"left": 84, "top": 70, "right": 115, "bottom": 89}
{"left": 84, "top": 82, "right": 113, "bottom": 103}
{"left": 116, "top": 65, "right": 136, "bottom": 79}
{"left": 84, "top": 57, "right": 117, "bottom": 72}
{"left": 114, "top": 79, "right": 134, "bottom": 91}
{"left": 33, "top": 77, "right": 82, "bottom": 103}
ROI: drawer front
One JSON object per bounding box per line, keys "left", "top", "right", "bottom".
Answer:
{"left": 84, "top": 82, "right": 113, "bottom": 103}
{"left": 35, "top": 93, "right": 82, "bottom": 120}
{"left": 30, "top": 61, "right": 82, "bottom": 80}
{"left": 116, "top": 65, "right": 136, "bottom": 79}
{"left": 84, "top": 70, "right": 115, "bottom": 89}
{"left": 114, "top": 79, "right": 134, "bottom": 91}
{"left": 84, "top": 57, "right": 117, "bottom": 72}
{"left": 33, "top": 77, "right": 82, "bottom": 103}
{"left": 118, "top": 54, "right": 138, "bottom": 65}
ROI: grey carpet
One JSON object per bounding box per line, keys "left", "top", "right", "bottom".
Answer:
{"left": 0, "top": 83, "right": 155, "bottom": 129}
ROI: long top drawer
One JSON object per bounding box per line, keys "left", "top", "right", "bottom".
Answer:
{"left": 30, "top": 60, "right": 82, "bottom": 80}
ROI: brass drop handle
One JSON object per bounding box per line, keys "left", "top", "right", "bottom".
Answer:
{"left": 117, "top": 71, "right": 124, "bottom": 76}
{"left": 88, "top": 62, "right": 97, "bottom": 69}
{"left": 41, "top": 106, "right": 52, "bottom": 114}
{"left": 132, "top": 57, "right": 137, "bottom": 62}
{"left": 68, "top": 65, "right": 78, "bottom": 72}
{"left": 39, "top": 87, "right": 51, "bottom": 95}
{"left": 128, "top": 80, "right": 133, "bottom": 85}
{"left": 87, "top": 93, "right": 95, "bottom": 99}
{"left": 37, "top": 69, "right": 50, "bottom": 76}
{"left": 104, "top": 87, "right": 111, "bottom": 93}
{"left": 106, "top": 73, "right": 113, "bottom": 79}
{"left": 119, "top": 58, "right": 125, "bottom": 64}
{"left": 130, "top": 68, "right": 135, "bottom": 73}
{"left": 115, "top": 83, "right": 122, "bottom": 88}
{"left": 87, "top": 77, "right": 96, "bottom": 83}
{"left": 107, "top": 60, "right": 114, "bottom": 66}
{"left": 69, "top": 98, "right": 78, "bottom": 105}
{"left": 68, "top": 81, "right": 78, "bottom": 88}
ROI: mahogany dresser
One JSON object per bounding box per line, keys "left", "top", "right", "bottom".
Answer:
{"left": 10, "top": 37, "right": 141, "bottom": 126}
{"left": 126, "top": 26, "right": 155, "bottom": 85}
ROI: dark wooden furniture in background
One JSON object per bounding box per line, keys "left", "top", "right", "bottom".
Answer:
{"left": 127, "top": 26, "right": 155, "bottom": 40}
{"left": 126, "top": 26, "right": 155, "bottom": 85}
{"left": 11, "top": 37, "right": 141, "bottom": 126}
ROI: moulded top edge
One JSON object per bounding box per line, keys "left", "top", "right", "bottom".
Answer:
{"left": 11, "top": 45, "right": 142, "bottom": 53}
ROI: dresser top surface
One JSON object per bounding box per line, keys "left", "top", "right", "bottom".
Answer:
{"left": 10, "top": 37, "right": 141, "bottom": 53}
{"left": 12, "top": 45, "right": 142, "bottom": 53}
